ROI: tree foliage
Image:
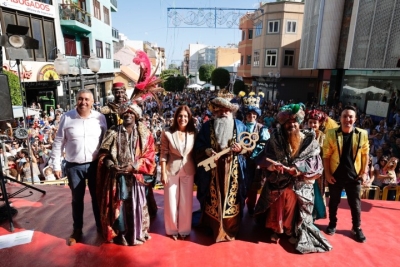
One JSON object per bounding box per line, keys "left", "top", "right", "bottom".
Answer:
{"left": 2, "top": 70, "right": 22, "bottom": 105}
{"left": 160, "top": 69, "right": 186, "bottom": 92}
{"left": 233, "top": 79, "right": 247, "bottom": 95}
{"left": 198, "top": 64, "right": 215, "bottom": 83}
{"left": 168, "top": 63, "right": 179, "bottom": 70}
{"left": 211, "top": 67, "right": 230, "bottom": 89}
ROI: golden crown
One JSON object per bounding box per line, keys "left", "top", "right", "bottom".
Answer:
{"left": 243, "top": 95, "right": 261, "bottom": 108}
{"left": 217, "top": 89, "right": 235, "bottom": 100}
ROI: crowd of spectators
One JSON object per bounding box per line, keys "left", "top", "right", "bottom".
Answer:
{"left": 1, "top": 88, "right": 400, "bottom": 191}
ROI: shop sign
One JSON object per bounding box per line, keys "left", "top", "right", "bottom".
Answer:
{"left": 3, "top": 62, "right": 33, "bottom": 80}
{"left": 0, "top": 0, "right": 55, "bottom": 18}
{"left": 37, "top": 64, "right": 60, "bottom": 81}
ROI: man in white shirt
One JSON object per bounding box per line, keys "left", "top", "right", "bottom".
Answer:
{"left": 50, "top": 89, "right": 107, "bottom": 246}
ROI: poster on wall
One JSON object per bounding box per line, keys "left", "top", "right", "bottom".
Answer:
{"left": 365, "top": 101, "right": 389, "bottom": 118}
{"left": 319, "top": 81, "right": 330, "bottom": 105}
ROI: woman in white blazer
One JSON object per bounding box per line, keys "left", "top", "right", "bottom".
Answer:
{"left": 160, "top": 105, "right": 196, "bottom": 240}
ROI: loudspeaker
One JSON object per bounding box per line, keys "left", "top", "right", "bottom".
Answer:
{"left": 0, "top": 74, "right": 14, "bottom": 121}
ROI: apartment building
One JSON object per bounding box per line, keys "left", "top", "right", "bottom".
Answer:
{"left": 58, "top": 0, "right": 120, "bottom": 107}
{"left": 238, "top": 13, "right": 254, "bottom": 87}
{"left": 0, "top": 0, "right": 121, "bottom": 109}
{"left": 299, "top": 0, "right": 400, "bottom": 112}
{"left": 1, "top": 0, "right": 61, "bottom": 110}
{"left": 243, "top": 1, "right": 318, "bottom": 102}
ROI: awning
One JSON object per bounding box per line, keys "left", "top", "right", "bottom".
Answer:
{"left": 12, "top": 106, "right": 41, "bottom": 118}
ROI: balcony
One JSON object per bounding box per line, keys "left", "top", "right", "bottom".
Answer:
{"left": 110, "top": 0, "right": 118, "bottom": 12}
{"left": 112, "top": 28, "right": 119, "bottom": 40}
{"left": 59, "top": 4, "right": 91, "bottom": 34}
{"left": 65, "top": 55, "right": 90, "bottom": 70}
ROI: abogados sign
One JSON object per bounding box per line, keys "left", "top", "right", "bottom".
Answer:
{"left": 0, "top": 0, "right": 55, "bottom": 18}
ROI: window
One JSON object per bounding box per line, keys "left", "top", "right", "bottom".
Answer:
{"left": 240, "top": 56, "right": 244, "bottom": 65}
{"left": 96, "top": 40, "right": 103, "bottom": 58}
{"left": 103, "top": 7, "right": 110, "bottom": 25}
{"left": 265, "top": 49, "right": 277, "bottom": 67}
{"left": 248, "top": 29, "right": 253, "bottom": 40}
{"left": 44, "top": 21, "right": 56, "bottom": 61}
{"left": 255, "top": 21, "right": 263, "bottom": 36}
{"left": 17, "top": 15, "right": 33, "bottom": 60}
{"left": 31, "top": 18, "right": 45, "bottom": 61}
{"left": 93, "top": 0, "right": 101, "bottom": 20}
{"left": 242, "top": 30, "right": 245, "bottom": 41}
{"left": 268, "top": 20, "right": 280, "bottom": 33}
{"left": 284, "top": 50, "right": 294, "bottom": 67}
{"left": 253, "top": 51, "right": 260, "bottom": 67}
{"left": 246, "top": 55, "right": 252, "bottom": 65}
{"left": 105, "top": 43, "right": 111, "bottom": 59}
{"left": 286, "top": 20, "right": 297, "bottom": 33}
{"left": 64, "top": 34, "right": 77, "bottom": 56}
{"left": 1, "top": 11, "right": 56, "bottom": 62}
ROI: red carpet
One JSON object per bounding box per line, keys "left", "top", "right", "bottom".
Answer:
{"left": 0, "top": 183, "right": 399, "bottom": 267}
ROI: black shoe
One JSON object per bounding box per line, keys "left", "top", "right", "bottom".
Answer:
{"left": 326, "top": 225, "right": 336, "bottom": 235}
{"left": 113, "top": 234, "right": 128, "bottom": 246}
{"left": 68, "top": 229, "right": 82, "bottom": 246}
{"left": 352, "top": 227, "right": 366, "bottom": 243}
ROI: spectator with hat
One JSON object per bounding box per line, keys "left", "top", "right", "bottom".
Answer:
{"left": 100, "top": 82, "right": 128, "bottom": 129}
{"left": 242, "top": 93, "right": 270, "bottom": 216}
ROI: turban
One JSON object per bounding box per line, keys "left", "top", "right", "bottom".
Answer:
{"left": 277, "top": 103, "right": 305, "bottom": 125}
{"left": 208, "top": 90, "right": 239, "bottom": 113}
{"left": 305, "top": 109, "right": 327, "bottom": 123}
{"left": 118, "top": 100, "right": 142, "bottom": 119}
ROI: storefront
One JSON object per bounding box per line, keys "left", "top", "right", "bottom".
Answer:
{"left": 329, "top": 70, "right": 400, "bottom": 115}
{"left": 3, "top": 61, "right": 61, "bottom": 115}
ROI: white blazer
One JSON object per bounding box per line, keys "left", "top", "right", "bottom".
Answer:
{"left": 160, "top": 130, "right": 196, "bottom": 176}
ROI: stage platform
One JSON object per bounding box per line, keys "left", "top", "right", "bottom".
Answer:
{"left": 0, "top": 183, "right": 399, "bottom": 267}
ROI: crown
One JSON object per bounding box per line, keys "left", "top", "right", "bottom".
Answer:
{"left": 243, "top": 95, "right": 261, "bottom": 109}
{"left": 217, "top": 89, "right": 234, "bottom": 100}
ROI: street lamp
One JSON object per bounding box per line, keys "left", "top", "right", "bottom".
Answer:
{"left": 268, "top": 71, "right": 280, "bottom": 101}
{"left": 69, "top": 66, "right": 79, "bottom": 109}
{"left": 54, "top": 53, "right": 70, "bottom": 109}
{"left": 87, "top": 52, "right": 101, "bottom": 103}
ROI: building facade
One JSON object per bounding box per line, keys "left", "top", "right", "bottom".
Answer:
{"left": 299, "top": 0, "right": 400, "bottom": 113}
{"left": 59, "top": 0, "right": 120, "bottom": 108}
{"left": 188, "top": 43, "right": 207, "bottom": 84}
{"left": 238, "top": 13, "right": 254, "bottom": 87}
{"left": 242, "top": 1, "right": 318, "bottom": 103}
{"left": 1, "top": 0, "right": 61, "bottom": 112}
{"left": 0, "top": 0, "right": 121, "bottom": 111}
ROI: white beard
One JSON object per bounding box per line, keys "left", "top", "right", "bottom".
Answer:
{"left": 214, "top": 117, "right": 234, "bottom": 149}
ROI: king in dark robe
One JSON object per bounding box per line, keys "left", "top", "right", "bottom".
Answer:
{"left": 194, "top": 94, "right": 247, "bottom": 243}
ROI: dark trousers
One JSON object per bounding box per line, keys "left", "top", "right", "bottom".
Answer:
{"left": 66, "top": 161, "right": 100, "bottom": 230}
{"left": 328, "top": 179, "right": 361, "bottom": 229}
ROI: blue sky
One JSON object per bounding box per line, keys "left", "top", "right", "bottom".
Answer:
{"left": 112, "top": 0, "right": 262, "bottom": 64}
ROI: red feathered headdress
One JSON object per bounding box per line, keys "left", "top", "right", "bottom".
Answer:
{"left": 131, "top": 50, "right": 164, "bottom": 105}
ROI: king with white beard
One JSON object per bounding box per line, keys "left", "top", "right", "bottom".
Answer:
{"left": 194, "top": 92, "right": 247, "bottom": 243}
